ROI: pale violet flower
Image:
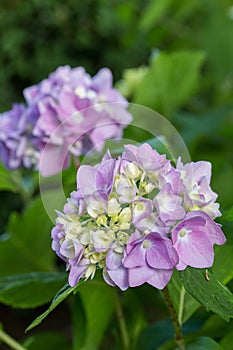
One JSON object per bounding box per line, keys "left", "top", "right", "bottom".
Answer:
{"left": 51, "top": 143, "right": 225, "bottom": 290}
{"left": 0, "top": 66, "right": 132, "bottom": 176}
{"left": 25, "top": 66, "right": 132, "bottom": 176}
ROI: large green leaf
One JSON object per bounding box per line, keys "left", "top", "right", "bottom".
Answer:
{"left": 76, "top": 280, "right": 116, "bottom": 350}
{"left": 168, "top": 270, "right": 200, "bottom": 325}
{"left": 186, "top": 336, "right": 223, "bottom": 350}
{"left": 0, "top": 272, "right": 67, "bottom": 308}
{"left": 181, "top": 268, "right": 233, "bottom": 322}
{"left": 26, "top": 280, "right": 84, "bottom": 331}
{"left": 134, "top": 50, "right": 205, "bottom": 116}
{"left": 0, "top": 196, "right": 54, "bottom": 276}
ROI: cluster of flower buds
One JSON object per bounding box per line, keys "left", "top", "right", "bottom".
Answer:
{"left": 52, "top": 143, "right": 226, "bottom": 290}
{"left": 0, "top": 66, "right": 132, "bottom": 176}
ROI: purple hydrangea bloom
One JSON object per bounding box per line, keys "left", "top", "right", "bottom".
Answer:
{"left": 0, "top": 66, "right": 132, "bottom": 175}
{"left": 51, "top": 143, "right": 226, "bottom": 291}
{"left": 0, "top": 103, "right": 39, "bottom": 169}
{"left": 25, "top": 66, "right": 132, "bottom": 176}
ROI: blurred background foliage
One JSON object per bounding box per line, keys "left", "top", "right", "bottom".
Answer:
{"left": 1, "top": 0, "right": 233, "bottom": 209}
{"left": 1, "top": 0, "right": 233, "bottom": 349}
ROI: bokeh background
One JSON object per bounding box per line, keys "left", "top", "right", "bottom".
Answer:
{"left": 0, "top": 0, "right": 233, "bottom": 349}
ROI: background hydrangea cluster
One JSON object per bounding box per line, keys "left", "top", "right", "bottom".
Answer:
{"left": 0, "top": 66, "right": 132, "bottom": 176}
{"left": 52, "top": 143, "right": 226, "bottom": 291}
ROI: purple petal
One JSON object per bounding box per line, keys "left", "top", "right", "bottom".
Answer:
{"left": 175, "top": 260, "right": 187, "bottom": 271}
{"left": 175, "top": 231, "right": 214, "bottom": 268}
{"left": 92, "top": 68, "right": 112, "bottom": 92}
{"left": 106, "top": 249, "right": 123, "bottom": 270}
{"left": 185, "top": 211, "right": 226, "bottom": 245}
{"left": 69, "top": 264, "right": 87, "bottom": 287}
{"left": 102, "top": 268, "right": 116, "bottom": 287}
{"left": 128, "top": 266, "right": 154, "bottom": 287}
{"left": 107, "top": 266, "right": 129, "bottom": 291}
{"left": 146, "top": 234, "right": 178, "bottom": 269}
{"left": 123, "top": 245, "right": 146, "bottom": 268}
{"left": 39, "top": 143, "right": 70, "bottom": 176}
{"left": 96, "top": 158, "right": 116, "bottom": 194}
{"left": 76, "top": 165, "right": 98, "bottom": 195}
{"left": 147, "top": 269, "right": 174, "bottom": 289}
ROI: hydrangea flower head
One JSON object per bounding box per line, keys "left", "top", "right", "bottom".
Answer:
{"left": 52, "top": 143, "right": 226, "bottom": 291}
{"left": 24, "top": 66, "right": 133, "bottom": 176}
{"left": 0, "top": 66, "right": 132, "bottom": 175}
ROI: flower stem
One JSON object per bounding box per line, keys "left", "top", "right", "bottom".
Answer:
{"left": 178, "top": 285, "right": 186, "bottom": 325}
{"left": 161, "top": 287, "right": 186, "bottom": 350}
{"left": 0, "top": 329, "right": 28, "bottom": 350}
{"left": 113, "top": 290, "right": 130, "bottom": 350}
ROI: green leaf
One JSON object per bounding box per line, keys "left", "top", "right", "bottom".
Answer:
{"left": 23, "top": 332, "right": 71, "bottom": 350}
{"left": 134, "top": 50, "right": 205, "bottom": 116}
{"left": 219, "top": 330, "right": 233, "bottom": 350}
{"left": 0, "top": 163, "right": 18, "bottom": 192}
{"left": 221, "top": 206, "right": 233, "bottom": 222}
{"left": 139, "top": 0, "right": 174, "bottom": 31}
{"left": 77, "top": 280, "right": 116, "bottom": 350}
{"left": 186, "top": 336, "right": 223, "bottom": 349}
{"left": 0, "top": 196, "right": 54, "bottom": 276}
{"left": 168, "top": 270, "right": 200, "bottom": 324}
{"left": 198, "top": 314, "right": 233, "bottom": 341}
{"left": 0, "top": 272, "right": 67, "bottom": 308}
{"left": 212, "top": 242, "right": 233, "bottom": 284}
{"left": 116, "top": 66, "right": 148, "bottom": 98}
{"left": 136, "top": 319, "right": 174, "bottom": 350}
{"left": 122, "top": 288, "right": 147, "bottom": 348}
{"left": 181, "top": 268, "right": 233, "bottom": 322}
{"left": 26, "top": 280, "right": 85, "bottom": 332}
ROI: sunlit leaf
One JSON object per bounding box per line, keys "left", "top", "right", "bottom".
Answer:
{"left": 134, "top": 50, "right": 205, "bottom": 116}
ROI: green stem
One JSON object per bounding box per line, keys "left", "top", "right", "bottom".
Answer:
{"left": 0, "top": 329, "right": 27, "bottom": 350}
{"left": 178, "top": 285, "right": 185, "bottom": 325}
{"left": 113, "top": 290, "right": 130, "bottom": 350}
{"left": 162, "top": 287, "right": 186, "bottom": 350}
